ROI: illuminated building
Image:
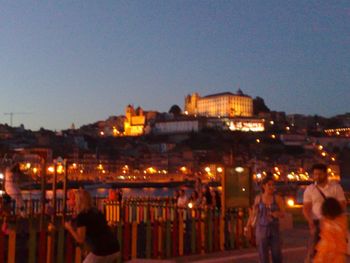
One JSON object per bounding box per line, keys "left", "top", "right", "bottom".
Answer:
{"left": 224, "top": 118, "right": 264, "bottom": 132}
{"left": 153, "top": 116, "right": 264, "bottom": 134}
{"left": 124, "top": 105, "right": 146, "bottom": 136}
{"left": 154, "top": 119, "right": 201, "bottom": 134}
{"left": 184, "top": 89, "right": 253, "bottom": 117}
{"left": 324, "top": 127, "right": 350, "bottom": 137}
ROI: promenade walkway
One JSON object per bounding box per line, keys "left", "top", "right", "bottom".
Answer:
{"left": 126, "top": 226, "right": 350, "bottom": 263}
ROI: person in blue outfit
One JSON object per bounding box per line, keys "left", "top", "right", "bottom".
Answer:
{"left": 245, "top": 175, "right": 285, "bottom": 263}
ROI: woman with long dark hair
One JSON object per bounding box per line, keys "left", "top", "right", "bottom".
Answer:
{"left": 245, "top": 175, "right": 285, "bottom": 263}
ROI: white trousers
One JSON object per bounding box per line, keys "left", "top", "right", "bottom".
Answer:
{"left": 83, "top": 251, "right": 120, "bottom": 263}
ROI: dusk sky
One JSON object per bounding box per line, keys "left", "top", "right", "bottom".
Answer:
{"left": 0, "top": 1, "right": 349, "bottom": 131}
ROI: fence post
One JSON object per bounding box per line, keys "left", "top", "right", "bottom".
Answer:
{"left": 191, "top": 212, "right": 196, "bottom": 254}
{"left": 145, "top": 220, "right": 152, "bottom": 259}
{"left": 178, "top": 209, "right": 184, "bottom": 256}
{"left": 38, "top": 229, "right": 47, "bottom": 263}
{"left": 220, "top": 208, "right": 225, "bottom": 251}
{"left": 56, "top": 226, "right": 65, "bottom": 263}
{"left": 208, "top": 208, "right": 213, "bottom": 253}
{"left": 46, "top": 224, "right": 55, "bottom": 263}
{"left": 75, "top": 246, "right": 82, "bottom": 263}
{"left": 0, "top": 230, "right": 4, "bottom": 263}
{"left": 7, "top": 230, "right": 16, "bottom": 263}
{"left": 131, "top": 221, "right": 137, "bottom": 259}
{"left": 158, "top": 220, "right": 163, "bottom": 259}
{"left": 117, "top": 222, "right": 123, "bottom": 263}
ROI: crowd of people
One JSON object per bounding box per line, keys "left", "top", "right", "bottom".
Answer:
{"left": 174, "top": 184, "right": 221, "bottom": 210}
{"left": 1, "top": 162, "right": 349, "bottom": 262}
{"left": 245, "top": 163, "right": 348, "bottom": 263}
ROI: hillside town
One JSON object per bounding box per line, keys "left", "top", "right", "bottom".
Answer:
{"left": 1, "top": 90, "right": 349, "bottom": 190}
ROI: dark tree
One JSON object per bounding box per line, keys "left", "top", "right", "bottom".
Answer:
{"left": 253, "top": 97, "right": 270, "bottom": 115}
{"left": 169, "top": 105, "right": 182, "bottom": 116}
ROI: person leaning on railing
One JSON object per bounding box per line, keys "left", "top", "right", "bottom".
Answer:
{"left": 64, "top": 189, "right": 120, "bottom": 263}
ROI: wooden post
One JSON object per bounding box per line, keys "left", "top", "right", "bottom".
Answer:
{"left": 0, "top": 231, "right": 5, "bottom": 263}
{"left": 208, "top": 209, "right": 213, "bottom": 253}
{"left": 28, "top": 222, "right": 37, "bottom": 263}
{"left": 40, "top": 158, "right": 46, "bottom": 230}
{"left": 105, "top": 201, "right": 111, "bottom": 224}
{"left": 52, "top": 160, "right": 57, "bottom": 222}
{"left": 159, "top": 220, "right": 164, "bottom": 258}
{"left": 145, "top": 220, "right": 152, "bottom": 259}
{"left": 165, "top": 220, "right": 171, "bottom": 258}
{"left": 131, "top": 222, "right": 137, "bottom": 259}
{"left": 117, "top": 222, "right": 123, "bottom": 263}
{"left": 7, "top": 230, "right": 16, "bottom": 263}
{"left": 75, "top": 247, "right": 82, "bottom": 263}
{"left": 220, "top": 168, "right": 226, "bottom": 251}
{"left": 38, "top": 229, "right": 47, "bottom": 263}
{"left": 62, "top": 159, "right": 68, "bottom": 222}
{"left": 200, "top": 210, "right": 205, "bottom": 254}
{"left": 56, "top": 226, "right": 65, "bottom": 263}
{"left": 191, "top": 214, "right": 196, "bottom": 254}
{"left": 178, "top": 210, "right": 184, "bottom": 256}
{"left": 46, "top": 231, "right": 53, "bottom": 263}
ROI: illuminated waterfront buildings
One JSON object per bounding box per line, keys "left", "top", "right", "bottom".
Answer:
{"left": 184, "top": 89, "right": 253, "bottom": 117}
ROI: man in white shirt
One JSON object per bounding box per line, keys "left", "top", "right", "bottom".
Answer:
{"left": 303, "top": 163, "right": 346, "bottom": 261}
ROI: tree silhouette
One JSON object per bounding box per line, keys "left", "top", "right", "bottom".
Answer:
{"left": 253, "top": 97, "right": 270, "bottom": 115}
{"left": 169, "top": 105, "right": 182, "bottom": 116}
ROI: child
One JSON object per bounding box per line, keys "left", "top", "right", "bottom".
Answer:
{"left": 314, "top": 197, "right": 348, "bottom": 263}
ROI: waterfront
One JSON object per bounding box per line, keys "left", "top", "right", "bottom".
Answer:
{"left": 21, "top": 185, "right": 195, "bottom": 200}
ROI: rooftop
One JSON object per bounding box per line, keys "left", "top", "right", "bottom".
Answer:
{"left": 203, "top": 89, "right": 250, "bottom": 98}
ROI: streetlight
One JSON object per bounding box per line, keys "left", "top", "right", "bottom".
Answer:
{"left": 217, "top": 167, "right": 223, "bottom": 173}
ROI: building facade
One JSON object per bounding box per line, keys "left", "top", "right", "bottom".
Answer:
{"left": 154, "top": 119, "right": 201, "bottom": 134}
{"left": 124, "top": 105, "right": 146, "bottom": 136}
{"left": 184, "top": 90, "right": 253, "bottom": 117}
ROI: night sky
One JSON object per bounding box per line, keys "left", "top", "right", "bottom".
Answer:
{"left": 0, "top": 1, "right": 349, "bottom": 130}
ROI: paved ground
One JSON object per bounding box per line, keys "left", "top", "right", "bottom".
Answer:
{"left": 127, "top": 226, "right": 350, "bottom": 263}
